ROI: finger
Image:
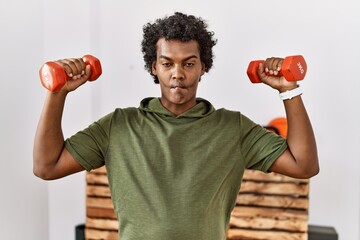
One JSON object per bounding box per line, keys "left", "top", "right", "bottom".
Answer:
{"left": 54, "top": 59, "right": 75, "bottom": 78}
{"left": 257, "top": 62, "right": 282, "bottom": 86}
{"left": 272, "top": 58, "right": 283, "bottom": 75}
{"left": 257, "top": 63, "right": 267, "bottom": 80}
{"left": 63, "top": 65, "right": 91, "bottom": 91}
{"left": 265, "top": 58, "right": 283, "bottom": 75}
{"left": 265, "top": 58, "right": 275, "bottom": 74}
{"left": 83, "top": 65, "right": 92, "bottom": 80}
{"left": 60, "top": 58, "right": 84, "bottom": 79}
{"left": 72, "top": 65, "right": 91, "bottom": 83}
{"left": 72, "top": 58, "right": 86, "bottom": 76}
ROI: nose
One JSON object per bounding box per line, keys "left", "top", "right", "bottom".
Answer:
{"left": 172, "top": 64, "right": 185, "bottom": 80}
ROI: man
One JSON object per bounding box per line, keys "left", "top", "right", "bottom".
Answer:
{"left": 33, "top": 12, "right": 319, "bottom": 240}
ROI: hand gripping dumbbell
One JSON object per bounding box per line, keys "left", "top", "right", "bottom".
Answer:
{"left": 247, "top": 55, "right": 307, "bottom": 83}
{"left": 39, "top": 55, "right": 102, "bottom": 92}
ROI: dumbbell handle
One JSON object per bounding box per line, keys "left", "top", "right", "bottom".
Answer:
{"left": 39, "top": 55, "right": 102, "bottom": 92}
{"left": 247, "top": 55, "right": 307, "bottom": 83}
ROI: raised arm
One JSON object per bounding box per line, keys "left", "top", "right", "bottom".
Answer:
{"left": 257, "top": 57, "right": 319, "bottom": 179}
{"left": 33, "top": 58, "right": 91, "bottom": 180}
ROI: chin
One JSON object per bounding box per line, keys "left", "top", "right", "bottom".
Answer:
{"left": 169, "top": 96, "right": 187, "bottom": 105}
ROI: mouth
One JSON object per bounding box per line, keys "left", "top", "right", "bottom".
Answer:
{"left": 170, "top": 82, "right": 186, "bottom": 89}
{"left": 171, "top": 86, "right": 184, "bottom": 90}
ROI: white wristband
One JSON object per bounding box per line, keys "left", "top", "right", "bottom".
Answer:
{"left": 279, "top": 86, "right": 303, "bottom": 100}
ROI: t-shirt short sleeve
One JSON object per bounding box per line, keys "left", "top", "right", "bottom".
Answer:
{"left": 64, "top": 112, "right": 113, "bottom": 171}
{"left": 239, "top": 114, "right": 288, "bottom": 173}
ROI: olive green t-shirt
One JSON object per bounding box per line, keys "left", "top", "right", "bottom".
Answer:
{"left": 65, "top": 98, "right": 287, "bottom": 240}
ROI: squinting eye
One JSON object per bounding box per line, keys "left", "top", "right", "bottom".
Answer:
{"left": 185, "top": 63, "right": 195, "bottom": 67}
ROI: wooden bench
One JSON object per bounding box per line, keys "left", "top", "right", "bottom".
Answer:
{"left": 85, "top": 166, "right": 309, "bottom": 240}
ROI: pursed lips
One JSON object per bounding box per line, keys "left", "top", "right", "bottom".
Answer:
{"left": 170, "top": 82, "right": 186, "bottom": 89}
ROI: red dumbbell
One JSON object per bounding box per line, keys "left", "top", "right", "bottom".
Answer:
{"left": 39, "top": 55, "right": 102, "bottom": 92}
{"left": 247, "top": 55, "right": 307, "bottom": 83}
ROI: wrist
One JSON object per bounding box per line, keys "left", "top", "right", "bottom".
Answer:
{"left": 278, "top": 84, "right": 299, "bottom": 93}
{"left": 279, "top": 85, "right": 302, "bottom": 101}
{"left": 46, "top": 90, "right": 68, "bottom": 102}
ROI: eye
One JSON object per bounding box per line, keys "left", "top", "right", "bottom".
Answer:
{"left": 185, "top": 62, "right": 195, "bottom": 67}
{"left": 162, "top": 62, "right": 172, "bottom": 68}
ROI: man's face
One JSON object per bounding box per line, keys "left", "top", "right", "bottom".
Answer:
{"left": 152, "top": 38, "right": 205, "bottom": 115}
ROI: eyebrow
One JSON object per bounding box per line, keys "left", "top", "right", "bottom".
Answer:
{"left": 158, "top": 55, "right": 199, "bottom": 62}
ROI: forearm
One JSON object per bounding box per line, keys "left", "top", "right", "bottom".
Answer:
{"left": 33, "top": 91, "right": 67, "bottom": 178}
{"left": 283, "top": 95, "right": 319, "bottom": 175}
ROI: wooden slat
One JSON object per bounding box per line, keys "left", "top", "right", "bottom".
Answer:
{"left": 236, "top": 194, "right": 309, "bottom": 209}
{"left": 243, "top": 170, "right": 309, "bottom": 183}
{"left": 87, "top": 207, "right": 117, "bottom": 219}
{"left": 86, "top": 197, "right": 114, "bottom": 209}
{"left": 229, "top": 215, "right": 307, "bottom": 232}
{"left": 227, "top": 228, "right": 307, "bottom": 240}
{"left": 231, "top": 206, "right": 308, "bottom": 221}
{"left": 85, "top": 228, "right": 118, "bottom": 240}
{"left": 86, "top": 217, "right": 118, "bottom": 231}
{"left": 91, "top": 166, "right": 107, "bottom": 174}
{"left": 86, "top": 173, "right": 109, "bottom": 185}
{"left": 87, "top": 185, "right": 111, "bottom": 197}
{"left": 230, "top": 208, "right": 308, "bottom": 232}
{"left": 239, "top": 181, "right": 309, "bottom": 196}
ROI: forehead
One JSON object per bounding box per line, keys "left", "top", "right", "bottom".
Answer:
{"left": 155, "top": 38, "right": 200, "bottom": 59}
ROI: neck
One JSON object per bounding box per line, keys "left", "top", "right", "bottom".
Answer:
{"left": 160, "top": 98, "right": 197, "bottom": 116}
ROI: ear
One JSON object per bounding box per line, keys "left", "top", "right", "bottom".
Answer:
{"left": 151, "top": 61, "right": 157, "bottom": 75}
{"left": 200, "top": 62, "right": 206, "bottom": 76}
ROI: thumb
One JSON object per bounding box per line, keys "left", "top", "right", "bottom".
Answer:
{"left": 257, "top": 63, "right": 266, "bottom": 82}
{"left": 84, "top": 65, "right": 92, "bottom": 80}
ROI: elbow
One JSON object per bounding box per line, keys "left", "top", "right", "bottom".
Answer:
{"left": 304, "top": 165, "right": 320, "bottom": 179}
{"left": 295, "top": 149, "right": 319, "bottom": 179}
{"left": 299, "top": 159, "right": 320, "bottom": 179}
{"left": 33, "top": 168, "right": 50, "bottom": 180}
{"left": 33, "top": 162, "right": 54, "bottom": 181}
{"left": 312, "top": 163, "right": 320, "bottom": 177}
{"left": 308, "top": 155, "right": 320, "bottom": 178}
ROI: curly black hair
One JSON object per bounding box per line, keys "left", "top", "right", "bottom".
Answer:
{"left": 141, "top": 12, "right": 217, "bottom": 84}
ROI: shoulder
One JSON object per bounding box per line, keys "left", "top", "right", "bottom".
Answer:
{"left": 214, "top": 107, "right": 244, "bottom": 120}
{"left": 92, "top": 107, "right": 140, "bottom": 127}
{"left": 110, "top": 107, "right": 149, "bottom": 124}
{"left": 113, "top": 107, "right": 141, "bottom": 115}
{"left": 214, "top": 107, "right": 259, "bottom": 129}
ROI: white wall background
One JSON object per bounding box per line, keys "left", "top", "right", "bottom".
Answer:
{"left": 0, "top": 0, "right": 359, "bottom": 239}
